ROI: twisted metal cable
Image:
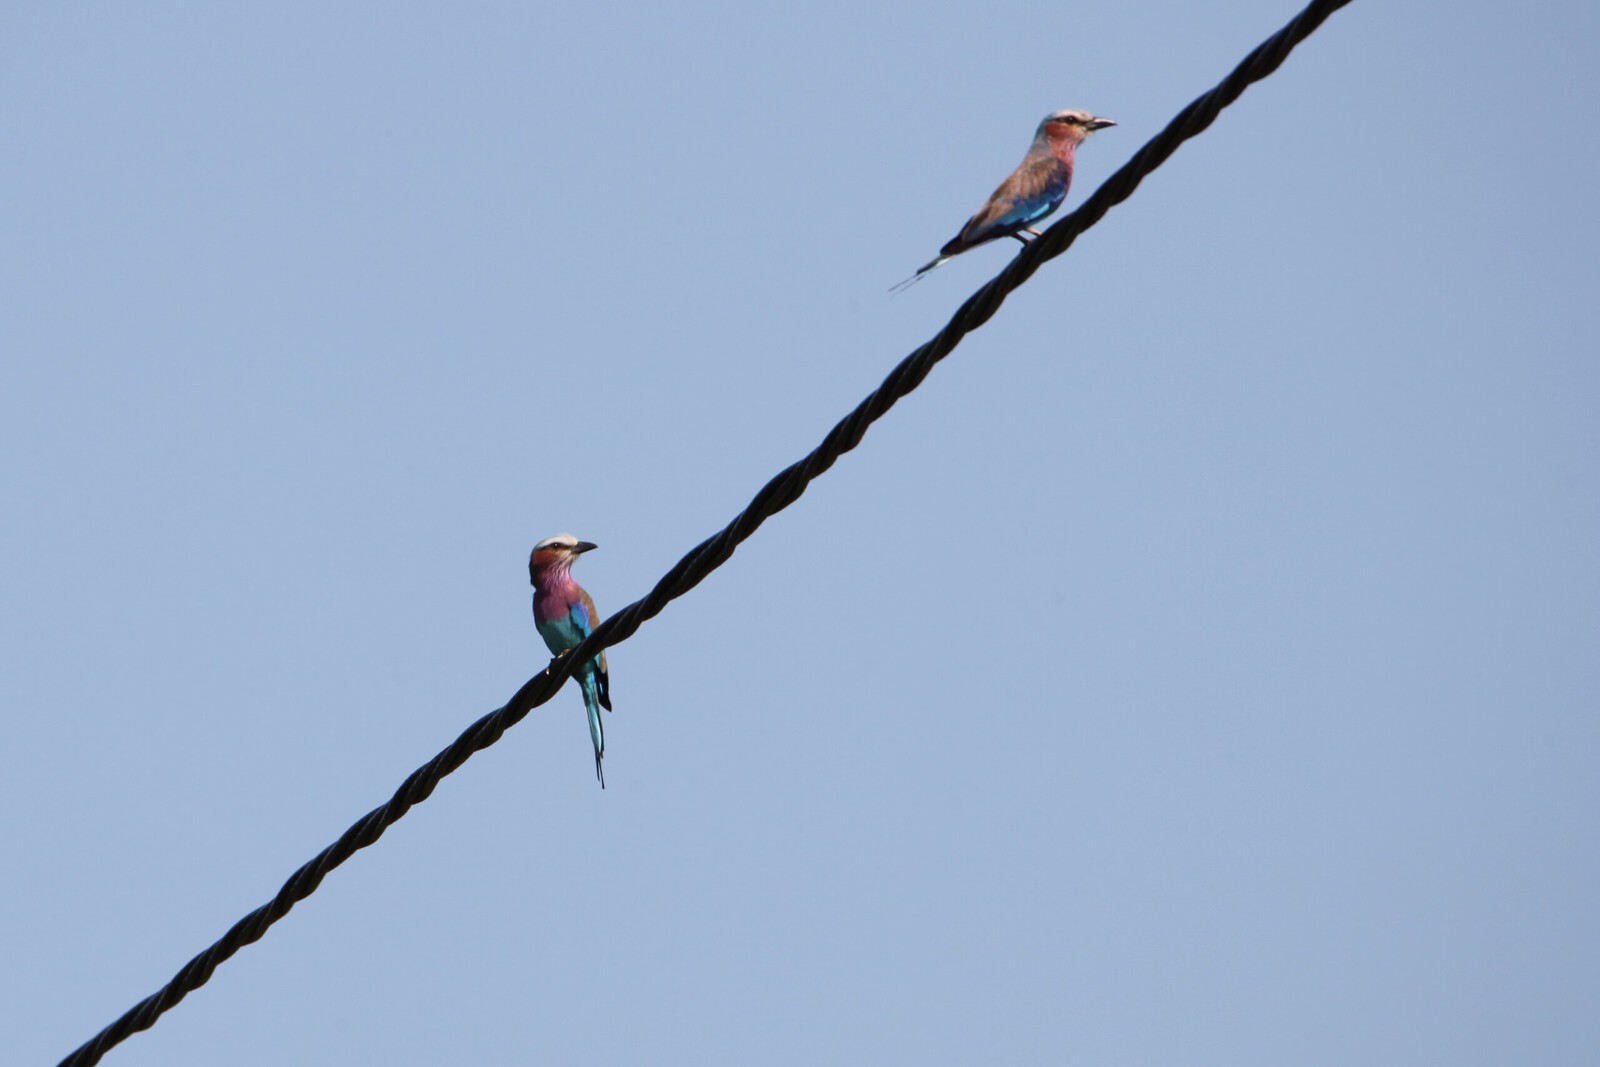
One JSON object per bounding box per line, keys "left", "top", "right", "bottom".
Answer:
{"left": 59, "top": 2, "right": 1353, "bottom": 1062}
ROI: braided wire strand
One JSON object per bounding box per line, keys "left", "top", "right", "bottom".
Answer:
{"left": 59, "top": 2, "right": 1353, "bottom": 1062}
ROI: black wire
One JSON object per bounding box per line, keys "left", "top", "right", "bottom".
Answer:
{"left": 57, "top": 2, "right": 1354, "bottom": 1062}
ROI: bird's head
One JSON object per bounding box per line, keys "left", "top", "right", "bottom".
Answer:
{"left": 1039, "top": 109, "right": 1116, "bottom": 148}
{"left": 529, "top": 533, "right": 597, "bottom": 582}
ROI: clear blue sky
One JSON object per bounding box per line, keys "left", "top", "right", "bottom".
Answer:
{"left": 5, "top": 2, "right": 1597, "bottom": 1064}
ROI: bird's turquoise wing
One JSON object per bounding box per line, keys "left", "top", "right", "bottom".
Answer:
{"left": 576, "top": 589, "right": 611, "bottom": 710}
{"left": 947, "top": 155, "right": 1071, "bottom": 252}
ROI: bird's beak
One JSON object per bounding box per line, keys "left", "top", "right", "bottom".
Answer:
{"left": 574, "top": 541, "right": 598, "bottom": 554}
{"left": 1087, "top": 117, "right": 1116, "bottom": 131}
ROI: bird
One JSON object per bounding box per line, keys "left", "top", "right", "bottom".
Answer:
{"left": 892, "top": 109, "right": 1115, "bottom": 292}
{"left": 530, "top": 533, "right": 613, "bottom": 787}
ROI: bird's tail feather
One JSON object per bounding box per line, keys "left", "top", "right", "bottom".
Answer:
{"left": 889, "top": 255, "right": 950, "bottom": 294}
{"left": 581, "top": 675, "right": 606, "bottom": 789}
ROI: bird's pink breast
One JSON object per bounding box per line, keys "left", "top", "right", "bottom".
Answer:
{"left": 532, "top": 571, "right": 579, "bottom": 620}
{"left": 1043, "top": 126, "right": 1085, "bottom": 163}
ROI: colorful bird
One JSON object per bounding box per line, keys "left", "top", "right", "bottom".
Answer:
{"left": 530, "top": 533, "right": 612, "bottom": 787}
{"left": 893, "top": 109, "right": 1115, "bottom": 292}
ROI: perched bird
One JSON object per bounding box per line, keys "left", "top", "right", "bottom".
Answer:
{"left": 892, "top": 109, "right": 1115, "bottom": 291}
{"left": 530, "top": 533, "right": 612, "bottom": 787}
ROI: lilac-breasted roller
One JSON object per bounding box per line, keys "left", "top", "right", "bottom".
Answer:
{"left": 530, "top": 533, "right": 613, "bottom": 787}
{"left": 893, "top": 109, "right": 1115, "bottom": 291}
